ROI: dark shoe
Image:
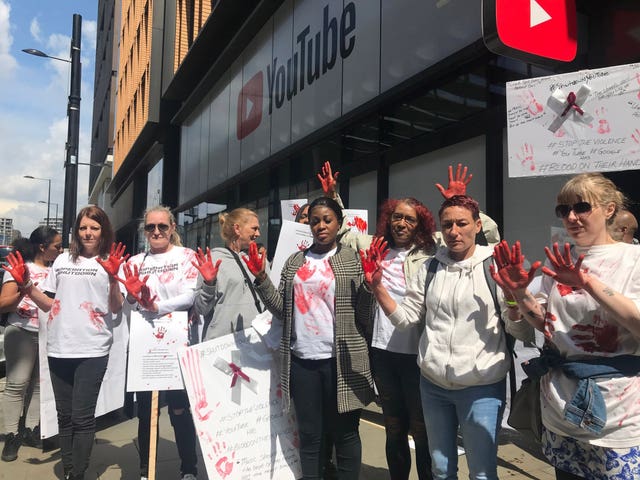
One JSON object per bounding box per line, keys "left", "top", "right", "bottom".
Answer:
{"left": 323, "top": 460, "right": 338, "bottom": 480}
{"left": 22, "top": 425, "right": 42, "bottom": 448}
{"left": 1, "top": 432, "right": 22, "bottom": 462}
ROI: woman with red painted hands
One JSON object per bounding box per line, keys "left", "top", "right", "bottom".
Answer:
{"left": 491, "top": 173, "right": 640, "bottom": 480}
{"left": 120, "top": 205, "right": 200, "bottom": 480}
{"left": 3, "top": 205, "right": 127, "bottom": 480}
{"left": 243, "top": 196, "right": 376, "bottom": 480}
{"left": 361, "top": 195, "right": 531, "bottom": 480}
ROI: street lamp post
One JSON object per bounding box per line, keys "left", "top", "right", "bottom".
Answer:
{"left": 24, "top": 176, "right": 51, "bottom": 227}
{"left": 23, "top": 13, "right": 82, "bottom": 248}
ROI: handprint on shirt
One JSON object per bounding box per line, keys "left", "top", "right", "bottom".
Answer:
{"left": 569, "top": 314, "right": 618, "bottom": 353}
{"left": 80, "top": 302, "right": 106, "bottom": 330}
{"left": 48, "top": 299, "right": 61, "bottom": 326}
{"left": 296, "top": 262, "right": 316, "bottom": 281}
{"left": 159, "top": 270, "right": 175, "bottom": 284}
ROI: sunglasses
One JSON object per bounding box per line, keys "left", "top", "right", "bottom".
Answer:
{"left": 391, "top": 213, "right": 418, "bottom": 226}
{"left": 555, "top": 201, "right": 592, "bottom": 219}
{"left": 144, "top": 223, "right": 171, "bottom": 233}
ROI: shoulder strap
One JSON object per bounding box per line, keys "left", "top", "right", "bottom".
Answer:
{"left": 423, "top": 257, "right": 440, "bottom": 298}
{"left": 225, "top": 247, "right": 263, "bottom": 314}
{"left": 482, "top": 255, "right": 517, "bottom": 398}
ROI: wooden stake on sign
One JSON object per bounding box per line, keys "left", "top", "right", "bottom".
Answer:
{"left": 148, "top": 390, "right": 159, "bottom": 480}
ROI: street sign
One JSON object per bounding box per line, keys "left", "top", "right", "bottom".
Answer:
{"left": 482, "top": 0, "right": 577, "bottom": 64}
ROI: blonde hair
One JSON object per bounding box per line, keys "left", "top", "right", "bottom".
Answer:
{"left": 142, "top": 205, "right": 182, "bottom": 246}
{"left": 557, "top": 173, "right": 626, "bottom": 225}
{"left": 219, "top": 208, "right": 258, "bottom": 244}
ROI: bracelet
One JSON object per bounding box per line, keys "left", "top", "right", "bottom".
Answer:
{"left": 505, "top": 299, "right": 518, "bottom": 307}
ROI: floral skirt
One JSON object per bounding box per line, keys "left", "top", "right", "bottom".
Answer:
{"left": 542, "top": 427, "right": 640, "bottom": 479}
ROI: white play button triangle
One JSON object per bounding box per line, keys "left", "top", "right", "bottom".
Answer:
{"left": 245, "top": 97, "right": 255, "bottom": 119}
{"left": 530, "top": 0, "right": 552, "bottom": 28}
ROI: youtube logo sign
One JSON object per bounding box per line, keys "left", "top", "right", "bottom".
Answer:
{"left": 483, "top": 0, "right": 577, "bottom": 64}
{"left": 237, "top": 71, "right": 264, "bottom": 140}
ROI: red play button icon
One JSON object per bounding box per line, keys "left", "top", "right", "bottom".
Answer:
{"left": 237, "top": 71, "right": 264, "bottom": 140}
{"left": 483, "top": 0, "right": 577, "bottom": 64}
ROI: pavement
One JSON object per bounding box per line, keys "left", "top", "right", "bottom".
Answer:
{"left": 0, "top": 374, "right": 554, "bottom": 480}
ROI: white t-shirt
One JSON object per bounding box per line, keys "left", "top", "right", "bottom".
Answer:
{"left": 41, "top": 253, "right": 125, "bottom": 358}
{"left": 291, "top": 248, "right": 337, "bottom": 360}
{"left": 2, "top": 263, "right": 50, "bottom": 332}
{"left": 126, "top": 246, "right": 198, "bottom": 315}
{"left": 371, "top": 248, "right": 420, "bottom": 354}
{"left": 538, "top": 242, "right": 640, "bottom": 448}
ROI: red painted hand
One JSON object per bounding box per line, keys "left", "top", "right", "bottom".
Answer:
{"left": 490, "top": 240, "right": 541, "bottom": 292}
{"left": 191, "top": 247, "right": 222, "bottom": 284}
{"left": 435, "top": 163, "right": 473, "bottom": 199}
{"left": 359, "top": 236, "right": 389, "bottom": 286}
{"left": 317, "top": 161, "right": 340, "bottom": 197}
{"left": 242, "top": 241, "right": 265, "bottom": 277}
{"left": 542, "top": 242, "right": 588, "bottom": 289}
{"left": 137, "top": 284, "right": 158, "bottom": 311}
{"left": 2, "top": 251, "right": 30, "bottom": 286}
{"left": 118, "top": 263, "right": 149, "bottom": 303}
{"left": 96, "top": 242, "right": 129, "bottom": 278}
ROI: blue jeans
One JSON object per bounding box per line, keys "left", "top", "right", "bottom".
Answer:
{"left": 419, "top": 377, "right": 506, "bottom": 480}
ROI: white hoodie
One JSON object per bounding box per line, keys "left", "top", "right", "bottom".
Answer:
{"left": 388, "top": 244, "right": 532, "bottom": 389}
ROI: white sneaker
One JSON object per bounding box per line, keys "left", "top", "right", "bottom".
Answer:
{"left": 181, "top": 475, "right": 197, "bottom": 480}
{"left": 141, "top": 477, "right": 148, "bottom": 480}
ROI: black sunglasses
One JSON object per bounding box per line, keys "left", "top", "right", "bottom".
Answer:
{"left": 144, "top": 223, "right": 170, "bottom": 233}
{"left": 555, "top": 201, "right": 592, "bottom": 219}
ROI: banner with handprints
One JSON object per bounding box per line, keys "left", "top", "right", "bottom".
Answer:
{"left": 344, "top": 209, "right": 369, "bottom": 234}
{"left": 126, "top": 310, "right": 189, "bottom": 392}
{"left": 178, "top": 328, "right": 302, "bottom": 480}
{"left": 506, "top": 62, "right": 640, "bottom": 177}
{"left": 280, "top": 199, "right": 308, "bottom": 222}
{"left": 269, "top": 220, "right": 314, "bottom": 287}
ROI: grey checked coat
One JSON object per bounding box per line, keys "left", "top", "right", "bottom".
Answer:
{"left": 254, "top": 244, "right": 376, "bottom": 413}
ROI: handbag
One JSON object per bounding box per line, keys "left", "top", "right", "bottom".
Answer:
{"left": 507, "top": 376, "right": 543, "bottom": 443}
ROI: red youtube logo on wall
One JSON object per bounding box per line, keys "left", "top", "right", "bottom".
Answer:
{"left": 483, "top": 0, "right": 577, "bottom": 64}
{"left": 237, "top": 71, "right": 264, "bottom": 140}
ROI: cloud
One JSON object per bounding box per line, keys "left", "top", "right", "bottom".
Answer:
{"left": 30, "top": 17, "right": 41, "bottom": 42}
{"left": 0, "top": 0, "right": 17, "bottom": 79}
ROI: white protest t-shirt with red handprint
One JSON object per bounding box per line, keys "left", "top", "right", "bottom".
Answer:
{"left": 42, "top": 253, "right": 126, "bottom": 358}
{"left": 2, "top": 263, "right": 50, "bottom": 332}
{"left": 291, "top": 248, "right": 337, "bottom": 360}
{"left": 126, "top": 246, "right": 198, "bottom": 315}
{"left": 371, "top": 248, "right": 420, "bottom": 355}
{"left": 538, "top": 242, "right": 640, "bottom": 447}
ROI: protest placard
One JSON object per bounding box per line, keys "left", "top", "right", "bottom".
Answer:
{"left": 269, "top": 220, "right": 314, "bottom": 287}
{"left": 506, "top": 62, "right": 640, "bottom": 177}
{"left": 280, "top": 199, "right": 308, "bottom": 222}
{"left": 343, "top": 209, "right": 369, "bottom": 234}
{"left": 126, "top": 310, "right": 189, "bottom": 392}
{"left": 179, "top": 328, "right": 301, "bottom": 479}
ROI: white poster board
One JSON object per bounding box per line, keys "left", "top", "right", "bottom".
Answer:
{"left": 126, "top": 310, "right": 189, "bottom": 392}
{"left": 280, "top": 199, "right": 308, "bottom": 222}
{"left": 343, "top": 209, "right": 369, "bottom": 234}
{"left": 178, "top": 329, "right": 301, "bottom": 480}
{"left": 506, "top": 62, "right": 640, "bottom": 177}
{"left": 39, "top": 311, "right": 128, "bottom": 439}
{"left": 270, "top": 220, "right": 314, "bottom": 287}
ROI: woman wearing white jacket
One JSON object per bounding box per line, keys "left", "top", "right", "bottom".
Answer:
{"left": 362, "top": 195, "right": 532, "bottom": 480}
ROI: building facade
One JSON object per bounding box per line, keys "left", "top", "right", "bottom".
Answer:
{"left": 97, "top": 0, "right": 640, "bottom": 256}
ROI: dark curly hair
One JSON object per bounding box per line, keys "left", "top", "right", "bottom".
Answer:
{"left": 375, "top": 198, "right": 436, "bottom": 252}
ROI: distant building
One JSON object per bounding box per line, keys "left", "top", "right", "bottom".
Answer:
{"left": 39, "top": 218, "right": 64, "bottom": 233}
{"left": 0, "top": 218, "right": 14, "bottom": 245}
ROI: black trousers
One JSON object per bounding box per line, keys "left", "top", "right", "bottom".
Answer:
{"left": 136, "top": 389, "right": 197, "bottom": 476}
{"left": 290, "top": 355, "right": 362, "bottom": 480}
{"left": 48, "top": 355, "right": 109, "bottom": 480}
{"left": 370, "top": 347, "right": 433, "bottom": 480}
